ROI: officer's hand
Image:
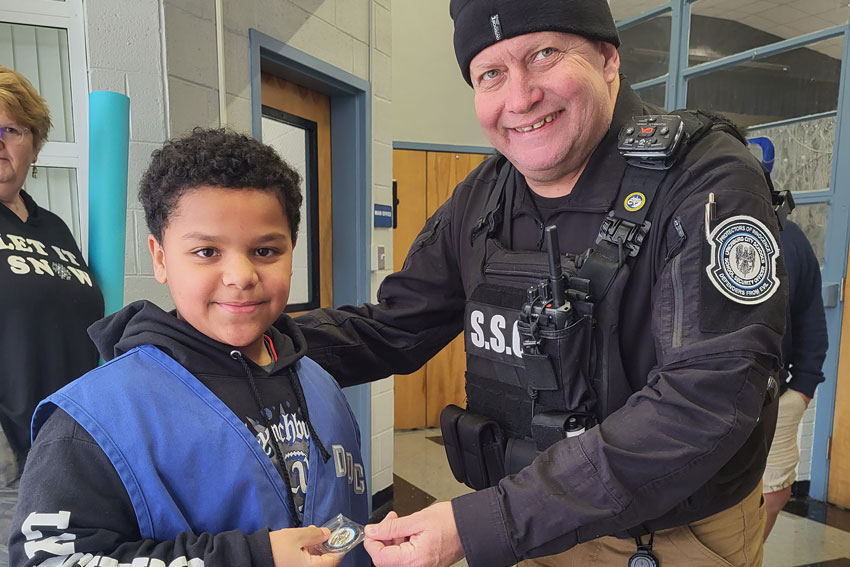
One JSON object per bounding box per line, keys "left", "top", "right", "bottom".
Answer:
{"left": 364, "top": 502, "right": 464, "bottom": 567}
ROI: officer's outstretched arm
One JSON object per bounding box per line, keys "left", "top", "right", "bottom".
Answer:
{"left": 293, "top": 198, "right": 467, "bottom": 387}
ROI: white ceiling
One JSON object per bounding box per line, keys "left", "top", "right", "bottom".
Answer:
{"left": 610, "top": 0, "right": 849, "bottom": 59}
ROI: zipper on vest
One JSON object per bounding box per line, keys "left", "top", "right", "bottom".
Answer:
{"left": 665, "top": 216, "right": 687, "bottom": 262}
{"left": 671, "top": 254, "right": 684, "bottom": 349}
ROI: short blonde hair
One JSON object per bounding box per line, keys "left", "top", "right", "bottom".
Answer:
{"left": 0, "top": 65, "right": 52, "bottom": 151}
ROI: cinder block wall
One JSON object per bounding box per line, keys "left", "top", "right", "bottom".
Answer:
{"left": 86, "top": 0, "right": 394, "bottom": 497}
{"left": 85, "top": 0, "right": 172, "bottom": 307}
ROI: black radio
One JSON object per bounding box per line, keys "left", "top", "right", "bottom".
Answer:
{"left": 519, "top": 225, "right": 573, "bottom": 336}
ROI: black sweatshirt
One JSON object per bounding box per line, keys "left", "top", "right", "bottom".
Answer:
{"left": 779, "top": 219, "right": 827, "bottom": 398}
{"left": 9, "top": 301, "right": 321, "bottom": 567}
{"left": 0, "top": 190, "right": 103, "bottom": 471}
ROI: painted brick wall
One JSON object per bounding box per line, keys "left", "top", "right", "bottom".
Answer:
{"left": 90, "top": 0, "right": 395, "bottom": 497}
{"left": 370, "top": 0, "right": 395, "bottom": 496}
{"left": 84, "top": 0, "right": 172, "bottom": 308}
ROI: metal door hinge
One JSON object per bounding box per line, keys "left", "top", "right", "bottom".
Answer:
{"left": 841, "top": 278, "right": 846, "bottom": 304}
{"left": 828, "top": 436, "right": 832, "bottom": 461}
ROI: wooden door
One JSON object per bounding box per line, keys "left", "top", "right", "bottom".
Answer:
{"left": 393, "top": 149, "right": 488, "bottom": 428}
{"left": 828, "top": 249, "right": 850, "bottom": 508}
{"left": 392, "top": 150, "right": 428, "bottom": 429}
{"left": 423, "top": 152, "right": 487, "bottom": 426}
{"left": 261, "top": 74, "right": 333, "bottom": 313}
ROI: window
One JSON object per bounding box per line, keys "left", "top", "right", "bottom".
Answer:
{"left": 618, "top": 13, "right": 672, "bottom": 85}
{"left": 0, "top": 0, "right": 88, "bottom": 251}
{"left": 261, "top": 107, "right": 321, "bottom": 312}
{"left": 689, "top": 0, "right": 848, "bottom": 67}
{"left": 686, "top": 37, "right": 843, "bottom": 128}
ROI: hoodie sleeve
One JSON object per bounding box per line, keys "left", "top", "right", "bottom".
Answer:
{"left": 783, "top": 224, "right": 828, "bottom": 399}
{"left": 9, "top": 409, "right": 275, "bottom": 567}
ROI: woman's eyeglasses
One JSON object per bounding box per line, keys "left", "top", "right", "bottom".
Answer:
{"left": 0, "top": 125, "right": 30, "bottom": 146}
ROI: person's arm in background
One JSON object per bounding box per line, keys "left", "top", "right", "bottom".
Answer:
{"left": 10, "top": 409, "right": 339, "bottom": 567}
{"left": 784, "top": 221, "right": 828, "bottom": 402}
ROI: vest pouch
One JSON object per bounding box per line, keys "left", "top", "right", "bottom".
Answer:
{"left": 505, "top": 437, "right": 538, "bottom": 476}
{"left": 440, "top": 404, "right": 506, "bottom": 490}
{"left": 517, "top": 314, "right": 596, "bottom": 415}
{"left": 530, "top": 411, "right": 594, "bottom": 451}
{"left": 504, "top": 411, "right": 596, "bottom": 474}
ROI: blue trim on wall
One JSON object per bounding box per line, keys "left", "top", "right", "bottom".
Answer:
{"left": 747, "top": 110, "right": 838, "bottom": 132}
{"left": 393, "top": 141, "right": 495, "bottom": 155}
{"left": 249, "top": 29, "right": 373, "bottom": 509}
{"left": 810, "top": 22, "right": 850, "bottom": 501}
{"left": 792, "top": 190, "right": 833, "bottom": 204}
{"left": 632, "top": 75, "right": 668, "bottom": 91}
{"left": 668, "top": 0, "right": 690, "bottom": 109}
{"left": 682, "top": 25, "right": 846, "bottom": 81}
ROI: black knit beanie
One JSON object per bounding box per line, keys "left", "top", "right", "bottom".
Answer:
{"left": 450, "top": 0, "right": 620, "bottom": 85}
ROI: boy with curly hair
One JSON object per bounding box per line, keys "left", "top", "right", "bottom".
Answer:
{"left": 9, "top": 128, "right": 368, "bottom": 567}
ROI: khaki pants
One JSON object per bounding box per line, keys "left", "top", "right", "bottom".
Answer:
{"left": 763, "top": 389, "right": 808, "bottom": 493}
{"left": 522, "top": 482, "right": 765, "bottom": 567}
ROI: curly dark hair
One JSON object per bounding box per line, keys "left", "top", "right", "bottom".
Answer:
{"left": 139, "top": 128, "right": 302, "bottom": 242}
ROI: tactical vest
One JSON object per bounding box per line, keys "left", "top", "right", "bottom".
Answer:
{"left": 441, "top": 111, "right": 786, "bottom": 491}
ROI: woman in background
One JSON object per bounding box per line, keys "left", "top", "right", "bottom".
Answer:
{"left": 0, "top": 65, "right": 103, "bottom": 552}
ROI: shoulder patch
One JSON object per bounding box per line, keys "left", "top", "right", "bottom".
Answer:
{"left": 705, "top": 215, "right": 780, "bottom": 305}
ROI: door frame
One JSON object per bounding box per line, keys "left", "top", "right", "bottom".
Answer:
{"left": 815, "top": 24, "right": 850, "bottom": 500}
{"left": 249, "top": 29, "right": 373, "bottom": 499}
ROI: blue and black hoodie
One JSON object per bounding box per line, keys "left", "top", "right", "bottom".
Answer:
{"left": 9, "top": 300, "right": 367, "bottom": 567}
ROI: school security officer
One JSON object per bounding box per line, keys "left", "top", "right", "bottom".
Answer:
{"left": 294, "top": 1, "right": 787, "bottom": 566}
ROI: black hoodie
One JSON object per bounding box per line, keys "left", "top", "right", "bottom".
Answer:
{"left": 10, "top": 300, "right": 327, "bottom": 567}
{"left": 0, "top": 190, "right": 103, "bottom": 477}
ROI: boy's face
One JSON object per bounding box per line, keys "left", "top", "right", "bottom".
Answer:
{"left": 149, "top": 186, "right": 294, "bottom": 363}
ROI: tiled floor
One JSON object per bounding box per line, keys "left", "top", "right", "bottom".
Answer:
{"left": 392, "top": 428, "right": 850, "bottom": 567}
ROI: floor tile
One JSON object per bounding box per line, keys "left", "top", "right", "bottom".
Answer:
{"left": 391, "top": 474, "right": 436, "bottom": 518}
{"left": 765, "top": 510, "right": 850, "bottom": 567}
{"left": 393, "top": 429, "right": 472, "bottom": 503}
{"left": 784, "top": 497, "right": 850, "bottom": 534}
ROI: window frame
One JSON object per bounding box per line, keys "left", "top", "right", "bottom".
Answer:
{"left": 0, "top": 0, "right": 89, "bottom": 256}
{"left": 615, "top": 0, "right": 850, "bottom": 503}
{"left": 261, "top": 105, "right": 322, "bottom": 313}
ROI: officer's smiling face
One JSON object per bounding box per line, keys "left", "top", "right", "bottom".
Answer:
{"left": 469, "top": 32, "right": 620, "bottom": 195}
